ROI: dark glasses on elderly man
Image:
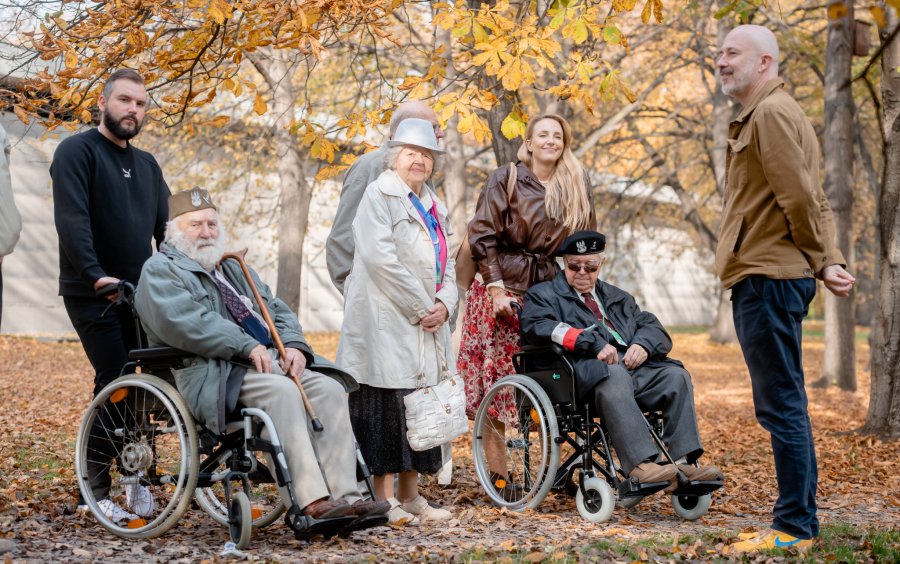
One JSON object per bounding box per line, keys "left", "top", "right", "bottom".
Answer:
{"left": 566, "top": 262, "right": 599, "bottom": 273}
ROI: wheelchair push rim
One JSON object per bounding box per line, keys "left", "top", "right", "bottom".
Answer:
{"left": 472, "top": 374, "right": 560, "bottom": 510}
{"left": 75, "top": 374, "right": 199, "bottom": 539}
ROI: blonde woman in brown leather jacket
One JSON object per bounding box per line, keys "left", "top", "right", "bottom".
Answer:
{"left": 457, "top": 115, "right": 596, "bottom": 500}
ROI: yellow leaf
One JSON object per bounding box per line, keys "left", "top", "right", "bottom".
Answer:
{"left": 471, "top": 114, "right": 491, "bottom": 142}
{"left": 204, "top": 116, "right": 230, "bottom": 128}
{"left": 457, "top": 112, "right": 474, "bottom": 134}
{"left": 501, "top": 111, "right": 527, "bottom": 140}
{"left": 524, "top": 552, "right": 546, "bottom": 563}
{"left": 407, "top": 82, "right": 428, "bottom": 100}
{"left": 389, "top": 0, "right": 404, "bottom": 11}
{"left": 253, "top": 91, "right": 267, "bottom": 116}
{"left": 340, "top": 153, "right": 357, "bottom": 165}
{"left": 827, "top": 1, "right": 847, "bottom": 19}
{"left": 186, "top": 123, "right": 196, "bottom": 137}
{"left": 315, "top": 164, "right": 349, "bottom": 181}
{"left": 870, "top": 5, "right": 886, "bottom": 27}
{"left": 641, "top": 0, "right": 652, "bottom": 23}
{"left": 209, "top": 0, "right": 225, "bottom": 24}
{"left": 65, "top": 51, "right": 78, "bottom": 69}
{"left": 224, "top": 78, "right": 235, "bottom": 92}
{"left": 886, "top": 0, "right": 900, "bottom": 10}
{"left": 81, "top": 109, "right": 92, "bottom": 123}
{"left": 651, "top": 0, "right": 663, "bottom": 23}
{"left": 573, "top": 18, "right": 588, "bottom": 43}
{"left": 13, "top": 106, "right": 29, "bottom": 125}
{"left": 234, "top": 82, "right": 243, "bottom": 97}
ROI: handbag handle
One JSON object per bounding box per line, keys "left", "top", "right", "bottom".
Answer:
{"left": 414, "top": 324, "right": 453, "bottom": 392}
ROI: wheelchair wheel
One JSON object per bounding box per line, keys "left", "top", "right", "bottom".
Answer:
{"left": 575, "top": 477, "right": 615, "bottom": 523}
{"left": 671, "top": 493, "right": 711, "bottom": 520}
{"left": 195, "top": 451, "right": 285, "bottom": 529}
{"left": 229, "top": 491, "right": 253, "bottom": 550}
{"left": 75, "top": 374, "right": 199, "bottom": 539}
{"left": 473, "top": 374, "right": 559, "bottom": 510}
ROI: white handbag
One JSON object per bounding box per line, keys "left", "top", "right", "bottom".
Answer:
{"left": 404, "top": 327, "right": 468, "bottom": 451}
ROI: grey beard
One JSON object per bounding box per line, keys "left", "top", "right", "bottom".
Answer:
{"left": 721, "top": 65, "right": 754, "bottom": 97}
{"left": 167, "top": 229, "right": 225, "bottom": 271}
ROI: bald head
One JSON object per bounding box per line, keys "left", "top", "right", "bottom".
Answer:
{"left": 389, "top": 101, "right": 444, "bottom": 141}
{"left": 718, "top": 25, "right": 780, "bottom": 105}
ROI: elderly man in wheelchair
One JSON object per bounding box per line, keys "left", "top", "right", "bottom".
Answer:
{"left": 74, "top": 188, "right": 388, "bottom": 547}
{"left": 471, "top": 230, "right": 722, "bottom": 523}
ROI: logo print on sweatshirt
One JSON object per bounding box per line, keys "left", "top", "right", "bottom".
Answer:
{"left": 122, "top": 168, "right": 131, "bottom": 178}
{"left": 191, "top": 190, "right": 202, "bottom": 206}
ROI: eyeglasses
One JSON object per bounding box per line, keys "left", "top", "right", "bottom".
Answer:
{"left": 566, "top": 262, "right": 599, "bottom": 273}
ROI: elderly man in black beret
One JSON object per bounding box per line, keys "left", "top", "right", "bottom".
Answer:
{"left": 519, "top": 230, "right": 720, "bottom": 488}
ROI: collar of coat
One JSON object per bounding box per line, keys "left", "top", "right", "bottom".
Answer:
{"left": 731, "top": 77, "right": 785, "bottom": 125}
{"left": 550, "top": 269, "right": 628, "bottom": 306}
{"left": 375, "top": 168, "right": 450, "bottom": 231}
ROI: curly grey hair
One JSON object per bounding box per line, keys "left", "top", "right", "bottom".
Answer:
{"left": 383, "top": 144, "right": 444, "bottom": 176}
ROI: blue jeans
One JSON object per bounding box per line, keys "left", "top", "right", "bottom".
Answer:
{"left": 731, "top": 275, "right": 818, "bottom": 540}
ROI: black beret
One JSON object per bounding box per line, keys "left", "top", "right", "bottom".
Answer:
{"left": 557, "top": 230, "right": 606, "bottom": 256}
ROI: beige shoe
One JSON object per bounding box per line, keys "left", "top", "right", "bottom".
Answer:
{"left": 400, "top": 495, "right": 452, "bottom": 521}
{"left": 664, "top": 463, "right": 723, "bottom": 492}
{"left": 387, "top": 498, "right": 419, "bottom": 526}
{"left": 629, "top": 462, "right": 679, "bottom": 483}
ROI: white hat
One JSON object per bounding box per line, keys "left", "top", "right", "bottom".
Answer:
{"left": 386, "top": 118, "right": 445, "bottom": 155}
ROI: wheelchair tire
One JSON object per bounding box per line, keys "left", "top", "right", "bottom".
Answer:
{"left": 473, "top": 374, "right": 559, "bottom": 511}
{"left": 671, "top": 493, "right": 711, "bottom": 521}
{"left": 617, "top": 495, "right": 643, "bottom": 509}
{"left": 229, "top": 491, "right": 253, "bottom": 550}
{"left": 575, "top": 477, "right": 615, "bottom": 523}
{"left": 75, "top": 374, "right": 199, "bottom": 539}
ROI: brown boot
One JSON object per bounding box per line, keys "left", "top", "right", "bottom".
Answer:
{"left": 348, "top": 498, "right": 390, "bottom": 518}
{"left": 629, "top": 462, "right": 679, "bottom": 483}
{"left": 300, "top": 498, "right": 350, "bottom": 519}
{"left": 664, "top": 464, "right": 723, "bottom": 493}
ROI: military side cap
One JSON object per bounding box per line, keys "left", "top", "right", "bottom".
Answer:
{"left": 558, "top": 230, "right": 606, "bottom": 255}
{"left": 168, "top": 187, "right": 217, "bottom": 221}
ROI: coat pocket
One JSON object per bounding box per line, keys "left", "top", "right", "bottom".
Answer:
{"left": 726, "top": 138, "right": 749, "bottom": 194}
{"left": 726, "top": 214, "right": 747, "bottom": 259}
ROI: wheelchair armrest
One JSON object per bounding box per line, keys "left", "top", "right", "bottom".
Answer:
{"left": 518, "top": 343, "right": 568, "bottom": 356}
{"left": 128, "top": 347, "right": 193, "bottom": 362}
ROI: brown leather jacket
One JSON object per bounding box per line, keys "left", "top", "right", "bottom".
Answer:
{"left": 469, "top": 162, "right": 596, "bottom": 293}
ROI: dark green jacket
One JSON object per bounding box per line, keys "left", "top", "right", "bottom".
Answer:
{"left": 134, "top": 243, "right": 357, "bottom": 433}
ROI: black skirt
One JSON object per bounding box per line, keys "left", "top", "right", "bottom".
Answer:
{"left": 348, "top": 384, "right": 443, "bottom": 476}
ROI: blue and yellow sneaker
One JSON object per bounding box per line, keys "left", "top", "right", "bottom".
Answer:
{"left": 731, "top": 528, "right": 813, "bottom": 553}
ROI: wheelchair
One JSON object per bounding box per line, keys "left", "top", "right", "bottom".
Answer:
{"left": 472, "top": 314, "right": 723, "bottom": 523}
{"left": 74, "top": 281, "right": 387, "bottom": 548}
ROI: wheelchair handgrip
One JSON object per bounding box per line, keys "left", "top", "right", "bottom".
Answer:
{"left": 96, "top": 283, "right": 119, "bottom": 297}
{"left": 511, "top": 301, "right": 522, "bottom": 315}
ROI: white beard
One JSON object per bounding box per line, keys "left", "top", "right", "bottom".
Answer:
{"left": 721, "top": 63, "right": 756, "bottom": 97}
{"left": 167, "top": 227, "right": 225, "bottom": 271}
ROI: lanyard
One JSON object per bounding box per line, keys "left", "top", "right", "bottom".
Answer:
{"left": 408, "top": 192, "right": 442, "bottom": 284}
{"left": 595, "top": 295, "right": 626, "bottom": 346}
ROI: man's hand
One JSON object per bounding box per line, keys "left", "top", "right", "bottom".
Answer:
{"left": 421, "top": 301, "right": 449, "bottom": 333}
{"left": 623, "top": 344, "right": 648, "bottom": 370}
{"left": 280, "top": 347, "right": 307, "bottom": 377}
{"left": 596, "top": 344, "right": 618, "bottom": 365}
{"left": 248, "top": 344, "right": 272, "bottom": 374}
{"left": 822, "top": 264, "right": 855, "bottom": 298}
{"left": 93, "top": 276, "right": 121, "bottom": 301}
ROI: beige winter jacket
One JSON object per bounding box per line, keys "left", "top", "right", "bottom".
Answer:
{"left": 336, "top": 169, "right": 458, "bottom": 389}
{"left": 0, "top": 125, "right": 21, "bottom": 259}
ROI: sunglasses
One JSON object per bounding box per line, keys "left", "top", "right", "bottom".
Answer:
{"left": 566, "top": 262, "right": 599, "bottom": 273}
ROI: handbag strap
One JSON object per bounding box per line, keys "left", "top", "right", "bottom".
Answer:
{"left": 414, "top": 324, "right": 452, "bottom": 391}
{"left": 506, "top": 162, "right": 517, "bottom": 202}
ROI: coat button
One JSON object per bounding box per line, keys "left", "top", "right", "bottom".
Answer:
{"left": 544, "top": 235, "right": 551, "bottom": 241}
{"left": 178, "top": 373, "right": 183, "bottom": 379}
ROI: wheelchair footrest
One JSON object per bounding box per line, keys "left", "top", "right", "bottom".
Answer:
{"left": 337, "top": 513, "right": 390, "bottom": 539}
{"left": 289, "top": 515, "right": 357, "bottom": 541}
{"left": 617, "top": 478, "right": 670, "bottom": 499}
{"left": 671, "top": 479, "right": 723, "bottom": 496}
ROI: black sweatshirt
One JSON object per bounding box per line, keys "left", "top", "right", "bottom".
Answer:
{"left": 51, "top": 128, "right": 170, "bottom": 297}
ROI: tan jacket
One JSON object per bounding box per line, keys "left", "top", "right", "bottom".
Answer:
{"left": 716, "top": 78, "right": 845, "bottom": 289}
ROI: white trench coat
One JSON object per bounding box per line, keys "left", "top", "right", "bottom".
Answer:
{"left": 336, "top": 169, "right": 459, "bottom": 389}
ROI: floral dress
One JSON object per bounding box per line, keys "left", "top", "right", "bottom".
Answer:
{"left": 457, "top": 280, "right": 522, "bottom": 428}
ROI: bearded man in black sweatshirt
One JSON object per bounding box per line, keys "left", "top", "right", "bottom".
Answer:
{"left": 52, "top": 68, "right": 170, "bottom": 522}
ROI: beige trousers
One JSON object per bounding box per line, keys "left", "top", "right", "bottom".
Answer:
{"left": 238, "top": 351, "right": 360, "bottom": 509}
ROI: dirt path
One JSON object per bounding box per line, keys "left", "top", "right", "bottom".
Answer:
{"left": 1, "top": 333, "right": 897, "bottom": 563}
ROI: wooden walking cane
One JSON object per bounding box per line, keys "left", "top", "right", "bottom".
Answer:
{"left": 218, "top": 249, "right": 324, "bottom": 432}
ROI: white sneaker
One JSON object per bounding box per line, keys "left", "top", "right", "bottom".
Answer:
{"left": 94, "top": 499, "right": 140, "bottom": 523}
{"left": 125, "top": 479, "right": 156, "bottom": 517}
{"left": 387, "top": 497, "right": 419, "bottom": 526}
{"left": 400, "top": 495, "right": 452, "bottom": 521}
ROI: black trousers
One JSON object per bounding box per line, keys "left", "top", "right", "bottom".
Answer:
{"left": 64, "top": 296, "right": 140, "bottom": 501}
{"left": 732, "top": 275, "right": 818, "bottom": 540}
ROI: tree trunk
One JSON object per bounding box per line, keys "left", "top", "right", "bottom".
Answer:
{"left": 860, "top": 13, "right": 900, "bottom": 440}
{"left": 818, "top": 0, "right": 857, "bottom": 391}
{"left": 248, "top": 47, "right": 311, "bottom": 313}
{"left": 437, "top": 27, "right": 467, "bottom": 249}
{"left": 708, "top": 14, "right": 738, "bottom": 345}
{"left": 486, "top": 88, "right": 520, "bottom": 167}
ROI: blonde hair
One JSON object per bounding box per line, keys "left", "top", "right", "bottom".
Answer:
{"left": 517, "top": 114, "right": 592, "bottom": 233}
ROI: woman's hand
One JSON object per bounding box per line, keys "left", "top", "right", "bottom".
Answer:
{"left": 422, "top": 301, "right": 449, "bottom": 333}
{"left": 490, "top": 287, "right": 519, "bottom": 317}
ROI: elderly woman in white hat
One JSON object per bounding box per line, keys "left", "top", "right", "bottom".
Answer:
{"left": 336, "top": 118, "right": 457, "bottom": 525}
